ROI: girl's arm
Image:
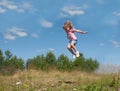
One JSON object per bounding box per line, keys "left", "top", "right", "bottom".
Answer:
{"left": 75, "top": 30, "right": 88, "bottom": 34}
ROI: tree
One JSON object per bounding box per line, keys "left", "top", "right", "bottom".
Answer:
{"left": 0, "top": 49, "right": 4, "bottom": 69}
{"left": 26, "top": 59, "right": 33, "bottom": 69}
{"left": 44, "top": 51, "right": 57, "bottom": 70}
{"left": 74, "top": 54, "right": 99, "bottom": 72}
{"left": 26, "top": 55, "right": 46, "bottom": 70}
{"left": 9, "top": 56, "right": 24, "bottom": 70}
{"left": 5, "top": 50, "right": 12, "bottom": 61}
{"left": 85, "top": 58, "right": 99, "bottom": 72}
{"left": 45, "top": 51, "right": 56, "bottom": 65}
{"left": 74, "top": 54, "right": 86, "bottom": 71}
{"left": 57, "top": 54, "right": 73, "bottom": 71}
{"left": 0, "top": 50, "right": 25, "bottom": 75}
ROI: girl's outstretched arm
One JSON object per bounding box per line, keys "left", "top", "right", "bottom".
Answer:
{"left": 75, "top": 30, "right": 88, "bottom": 34}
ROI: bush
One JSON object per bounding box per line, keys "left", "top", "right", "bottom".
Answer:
{"left": 0, "top": 50, "right": 25, "bottom": 75}
{"left": 0, "top": 49, "right": 99, "bottom": 74}
{"left": 57, "top": 54, "right": 74, "bottom": 71}
{"left": 26, "top": 51, "right": 57, "bottom": 71}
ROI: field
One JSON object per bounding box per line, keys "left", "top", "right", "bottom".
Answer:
{"left": 0, "top": 70, "right": 120, "bottom": 91}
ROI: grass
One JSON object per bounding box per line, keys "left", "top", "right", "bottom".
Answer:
{"left": 0, "top": 70, "right": 120, "bottom": 91}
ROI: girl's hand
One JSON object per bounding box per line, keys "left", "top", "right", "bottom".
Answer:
{"left": 76, "top": 30, "right": 88, "bottom": 34}
{"left": 83, "top": 31, "right": 88, "bottom": 34}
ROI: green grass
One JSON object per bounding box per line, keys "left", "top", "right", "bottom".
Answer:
{"left": 0, "top": 70, "right": 120, "bottom": 91}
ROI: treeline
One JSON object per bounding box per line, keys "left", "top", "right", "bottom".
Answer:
{"left": 0, "top": 49, "right": 99, "bottom": 75}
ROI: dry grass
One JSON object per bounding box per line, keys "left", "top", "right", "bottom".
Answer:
{"left": 0, "top": 70, "right": 119, "bottom": 91}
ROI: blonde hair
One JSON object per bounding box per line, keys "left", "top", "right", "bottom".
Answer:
{"left": 63, "top": 21, "right": 73, "bottom": 30}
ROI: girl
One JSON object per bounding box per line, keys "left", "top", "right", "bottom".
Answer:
{"left": 63, "top": 21, "right": 87, "bottom": 59}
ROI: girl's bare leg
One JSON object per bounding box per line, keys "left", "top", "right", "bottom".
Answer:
{"left": 67, "top": 44, "right": 76, "bottom": 55}
{"left": 70, "top": 43, "right": 77, "bottom": 52}
{"left": 71, "top": 43, "right": 80, "bottom": 57}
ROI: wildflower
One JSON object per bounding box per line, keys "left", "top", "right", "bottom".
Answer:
{"left": 73, "top": 88, "right": 77, "bottom": 91}
{"left": 16, "top": 81, "right": 21, "bottom": 85}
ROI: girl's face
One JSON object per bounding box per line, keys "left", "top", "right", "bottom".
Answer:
{"left": 66, "top": 27, "right": 70, "bottom": 31}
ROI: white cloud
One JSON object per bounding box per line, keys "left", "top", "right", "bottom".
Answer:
{"left": 31, "top": 33, "right": 39, "bottom": 38}
{"left": 61, "top": 6, "right": 85, "bottom": 17}
{"left": 96, "top": 0, "right": 106, "bottom": 4}
{"left": 0, "top": 0, "right": 34, "bottom": 13}
{"left": 0, "top": 7, "right": 6, "bottom": 13}
{"left": 4, "top": 27, "right": 27, "bottom": 40}
{"left": 4, "top": 33, "right": 16, "bottom": 40}
{"left": 48, "top": 48, "right": 55, "bottom": 51}
{"left": 0, "top": 0, "right": 17, "bottom": 10}
{"left": 36, "top": 48, "right": 55, "bottom": 53}
{"left": 22, "top": 2, "right": 32, "bottom": 9}
{"left": 99, "top": 43, "right": 105, "bottom": 46}
{"left": 104, "top": 16, "right": 118, "bottom": 26}
{"left": 104, "top": 11, "right": 120, "bottom": 26}
{"left": 40, "top": 19, "right": 53, "bottom": 28}
{"left": 108, "top": 20, "right": 118, "bottom": 25}
{"left": 18, "top": 2, "right": 35, "bottom": 13}
{"left": 36, "top": 49, "right": 46, "bottom": 53}
{"left": 109, "top": 40, "right": 120, "bottom": 48}
{"left": 9, "top": 27, "right": 27, "bottom": 37}
{"left": 7, "top": 4, "right": 17, "bottom": 10}
{"left": 116, "top": 13, "right": 120, "bottom": 16}
{"left": 113, "top": 11, "right": 120, "bottom": 17}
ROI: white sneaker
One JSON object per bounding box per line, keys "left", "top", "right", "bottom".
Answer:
{"left": 76, "top": 51, "right": 80, "bottom": 57}
{"left": 72, "top": 55, "right": 76, "bottom": 59}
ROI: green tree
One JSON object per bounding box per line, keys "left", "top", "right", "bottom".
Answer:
{"left": 26, "top": 55, "right": 46, "bottom": 70}
{"left": 74, "top": 54, "right": 99, "bottom": 72}
{"left": 44, "top": 51, "right": 57, "bottom": 70}
{"left": 17, "top": 49, "right": 100, "bottom": 72}
{"left": 85, "top": 58, "right": 99, "bottom": 72}
{"left": 0, "top": 49, "right": 4, "bottom": 69}
{"left": 5, "top": 50, "right": 12, "bottom": 61}
{"left": 57, "top": 54, "right": 73, "bottom": 71}
{"left": 10, "top": 56, "right": 24, "bottom": 70}
{"left": 1, "top": 50, "right": 25, "bottom": 75}
{"left": 26, "top": 51, "right": 57, "bottom": 71}
{"left": 74, "top": 54, "right": 86, "bottom": 71}
{"left": 26, "top": 59, "right": 33, "bottom": 69}
{"left": 3, "top": 55, "right": 24, "bottom": 75}
{"left": 45, "top": 51, "right": 56, "bottom": 65}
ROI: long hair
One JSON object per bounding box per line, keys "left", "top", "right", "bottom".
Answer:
{"left": 63, "top": 21, "right": 73, "bottom": 30}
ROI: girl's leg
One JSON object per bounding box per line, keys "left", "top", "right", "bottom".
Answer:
{"left": 67, "top": 44, "right": 76, "bottom": 55}
{"left": 71, "top": 43, "right": 80, "bottom": 57}
{"left": 70, "top": 43, "right": 77, "bottom": 52}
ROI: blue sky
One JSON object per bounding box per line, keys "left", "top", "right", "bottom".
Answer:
{"left": 0, "top": 0, "right": 120, "bottom": 65}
